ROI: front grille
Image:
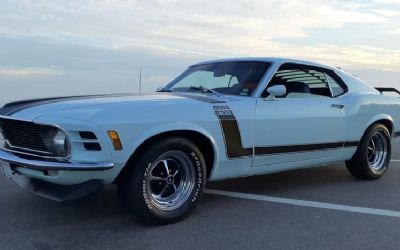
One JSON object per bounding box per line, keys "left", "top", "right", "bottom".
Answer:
{"left": 0, "top": 118, "right": 50, "bottom": 153}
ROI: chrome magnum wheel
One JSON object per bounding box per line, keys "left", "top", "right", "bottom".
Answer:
{"left": 144, "top": 151, "right": 196, "bottom": 211}
{"left": 118, "top": 137, "right": 206, "bottom": 225}
{"left": 367, "top": 132, "right": 388, "bottom": 172}
{"left": 346, "top": 123, "right": 391, "bottom": 180}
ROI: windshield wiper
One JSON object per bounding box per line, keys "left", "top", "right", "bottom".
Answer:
{"left": 156, "top": 88, "right": 172, "bottom": 92}
{"left": 189, "top": 85, "right": 221, "bottom": 95}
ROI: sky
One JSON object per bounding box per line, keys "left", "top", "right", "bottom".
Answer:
{"left": 0, "top": 0, "right": 400, "bottom": 105}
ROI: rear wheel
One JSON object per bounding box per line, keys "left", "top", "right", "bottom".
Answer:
{"left": 118, "top": 137, "right": 206, "bottom": 225}
{"left": 346, "top": 124, "right": 391, "bottom": 180}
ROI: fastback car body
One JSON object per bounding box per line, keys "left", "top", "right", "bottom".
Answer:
{"left": 1, "top": 57, "right": 399, "bottom": 224}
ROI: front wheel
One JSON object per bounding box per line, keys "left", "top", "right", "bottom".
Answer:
{"left": 118, "top": 137, "right": 206, "bottom": 225}
{"left": 346, "top": 124, "right": 391, "bottom": 180}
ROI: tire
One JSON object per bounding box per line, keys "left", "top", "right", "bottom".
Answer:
{"left": 346, "top": 123, "right": 391, "bottom": 180}
{"left": 118, "top": 137, "right": 206, "bottom": 225}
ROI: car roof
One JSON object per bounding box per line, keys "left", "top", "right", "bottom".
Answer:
{"left": 191, "top": 57, "right": 338, "bottom": 71}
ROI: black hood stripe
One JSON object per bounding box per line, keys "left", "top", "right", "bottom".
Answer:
{"left": 169, "top": 93, "right": 226, "bottom": 104}
{"left": 0, "top": 92, "right": 225, "bottom": 116}
{"left": 0, "top": 93, "right": 138, "bottom": 116}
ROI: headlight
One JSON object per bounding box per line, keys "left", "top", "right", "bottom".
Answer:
{"left": 41, "top": 128, "right": 69, "bottom": 156}
{"left": 52, "top": 130, "right": 67, "bottom": 155}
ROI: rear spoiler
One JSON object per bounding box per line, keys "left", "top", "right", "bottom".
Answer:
{"left": 375, "top": 87, "right": 400, "bottom": 95}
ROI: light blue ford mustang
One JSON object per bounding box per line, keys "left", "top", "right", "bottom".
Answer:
{"left": 1, "top": 57, "right": 400, "bottom": 224}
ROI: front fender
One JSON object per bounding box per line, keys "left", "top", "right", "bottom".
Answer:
{"left": 131, "top": 121, "right": 218, "bottom": 159}
{"left": 105, "top": 121, "right": 221, "bottom": 179}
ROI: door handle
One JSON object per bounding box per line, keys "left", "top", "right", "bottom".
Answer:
{"left": 331, "top": 104, "right": 345, "bottom": 109}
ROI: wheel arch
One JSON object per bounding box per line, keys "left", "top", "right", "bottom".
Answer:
{"left": 114, "top": 128, "right": 218, "bottom": 183}
{"left": 365, "top": 114, "right": 394, "bottom": 137}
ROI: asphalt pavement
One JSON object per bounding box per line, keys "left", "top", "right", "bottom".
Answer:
{"left": 1, "top": 141, "right": 400, "bottom": 250}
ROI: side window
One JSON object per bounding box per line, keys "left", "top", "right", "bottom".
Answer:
{"left": 267, "top": 64, "right": 345, "bottom": 98}
{"left": 326, "top": 74, "right": 345, "bottom": 97}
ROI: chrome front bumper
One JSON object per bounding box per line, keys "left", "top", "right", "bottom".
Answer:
{"left": 0, "top": 149, "right": 114, "bottom": 171}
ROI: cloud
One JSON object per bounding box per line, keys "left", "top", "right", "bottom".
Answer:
{"left": 372, "top": 9, "right": 400, "bottom": 16}
{"left": 260, "top": 44, "right": 400, "bottom": 72}
{"left": 1, "top": 1, "right": 397, "bottom": 66}
{"left": 390, "top": 28, "right": 400, "bottom": 34}
{"left": 0, "top": 67, "right": 63, "bottom": 78}
{"left": 0, "top": 0, "right": 399, "bottom": 104}
{"left": 371, "top": 0, "right": 400, "bottom": 4}
{"left": 2, "top": 3, "right": 399, "bottom": 43}
{"left": 0, "top": 1, "right": 391, "bottom": 46}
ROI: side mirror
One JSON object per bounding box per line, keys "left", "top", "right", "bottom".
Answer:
{"left": 265, "top": 85, "right": 286, "bottom": 100}
{"left": 156, "top": 86, "right": 165, "bottom": 92}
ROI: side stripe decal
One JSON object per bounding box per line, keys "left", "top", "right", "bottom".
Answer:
{"left": 343, "top": 141, "right": 360, "bottom": 147}
{"left": 255, "top": 142, "right": 343, "bottom": 155}
{"left": 213, "top": 105, "right": 359, "bottom": 159}
{"left": 213, "top": 105, "right": 252, "bottom": 158}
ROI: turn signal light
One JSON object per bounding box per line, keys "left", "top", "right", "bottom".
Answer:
{"left": 107, "top": 130, "right": 123, "bottom": 150}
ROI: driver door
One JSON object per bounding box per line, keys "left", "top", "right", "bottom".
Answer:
{"left": 252, "top": 63, "right": 347, "bottom": 167}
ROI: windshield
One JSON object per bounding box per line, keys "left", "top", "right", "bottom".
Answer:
{"left": 164, "top": 61, "right": 271, "bottom": 96}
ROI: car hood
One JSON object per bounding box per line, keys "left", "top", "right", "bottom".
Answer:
{"left": 0, "top": 93, "right": 225, "bottom": 121}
